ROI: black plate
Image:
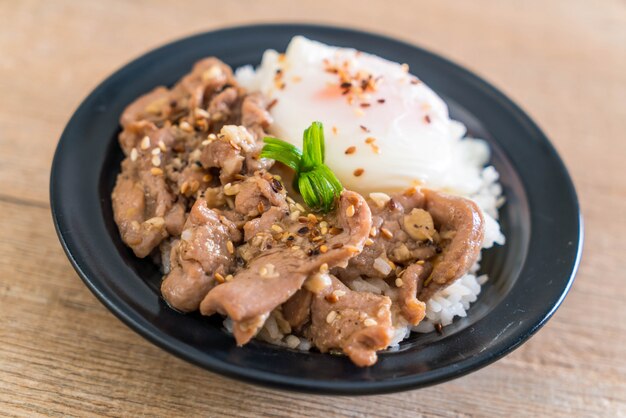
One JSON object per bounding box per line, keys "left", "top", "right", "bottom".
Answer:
{"left": 50, "top": 24, "right": 582, "bottom": 395}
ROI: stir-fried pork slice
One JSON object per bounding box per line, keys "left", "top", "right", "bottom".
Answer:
{"left": 199, "top": 190, "right": 372, "bottom": 345}
{"left": 281, "top": 289, "right": 313, "bottom": 330}
{"left": 199, "top": 125, "right": 271, "bottom": 184}
{"left": 241, "top": 92, "right": 273, "bottom": 138}
{"left": 112, "top": 157, "right": 178, "bottom": 258}
{"left": 235, "top": 174, "right": 289, "bottom": 218}
{"left": 161, "top": 198, "right": 241, "bottom": 312}
{"left": 120, "top": 87, "right": 171, "bottom": 129}
{"left": 395, "top": 263, "right": 431, "bottom": 325}
{"left": 335, "top": 189, "right": 436, "bottom": 281}
{"left": 171, "top": 58, "right": 237, "bottom": 110}
{"left": 307, "top": 277, "right": 393, "bottom": 367}
{"left": 418, "top": 189, "right": 484, "bottom": 300}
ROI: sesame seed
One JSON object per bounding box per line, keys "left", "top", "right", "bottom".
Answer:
{"left": 360, "top": 125, "right": 370, "bottom": 132}
{"left": 344, "top": 245, "right": 360, "bottom": 254}
{"left": 226, "top": 241, "right": 234, "bottom": 254}
{"left": 151, "top": 155, "right": 161, "bottom": 166}
{"left": 180, "top": 181, "right": 189, "bottom": 194}
{"left": 395, "top": 278, "right": 404, "bottom": 287}
{"left": 179, "top": 121, "right": 193, "bottom": 132}
{"left": 354, "top": 108, "right": 364, "bottom": 117}
{"left": 401, "top": 63, "right": 409, "bottom": 72}
{"left": 365, "top": 137, "right": 376, "bottom": 144}
{"left": 202, "top": 174, "right": 212, "bottom": 182}
{"left": 326, "top": 311, "right": 337, "bottom": 324}
{"left": 319, "top": 245, "right": 328, "bottom": 253}
{"left": 158, "top": 140, "right": 166, "bottom": 152}
{"left": 295, "top": 203, "right": 306, "bottom": 212}
{"left": 370, "top": 227, "right": 378, "bottom": 237}
{"left": 345, "top": 205, "right": 355, "bottom": 217}
{"left": 214, "top": 272, "right": 225, "bottom": 283}
{"left": 353, "top": 168, "right": 364, "bottom": 177}
{"left": 195, "top": 108, "right": 210, "bottom": 118}
{"left": 364, "top": 318, "right": 378, "bottom": 327}
{"left": 130, "top": 148, "right": 138, "bottom": 162}
{"left": 150, "top": 167, "right": 163, "bottom": 176}
{"left": 223, "top": 183, "right": 240, "bottom": 196}
{"left": 334, "top": 290, "right": 346, "bottom": 299}
{"left": 225, "top": 274, "right": 234, "bottom": 282}
{"left": 285, "top": 335, "right": 300, "bottom": 349}
{"left": 307, "top": 213, "right": 318, "bottom": 223}
{"left": 140, "top": 136, "right": 150, "bottom": 150}
{"left": 381, "top": 227, "right": 394, "bottom": 240}
{"left": 151, "top": 147, "right": 161, "bottom": 155}
{"left": 365, "top": 238, "right": 374, "bottom": 246}
{"left": 345, "top": 146, "right": 356, "bottom": 155}
{"left": 332, "top": 126, "right": 338, "bottom": 135}
{"left": 201, "top": 139, "right": 211, "bottom": 146}
{"left": 271, "top": 224, "right": 284, "bottom": 233}
{"left": 319, "top": 263, "right": 329, "bottom": 273}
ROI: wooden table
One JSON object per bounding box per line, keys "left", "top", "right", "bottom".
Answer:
{"left": 1, "top": 1, "right": 625, "bottom": 416}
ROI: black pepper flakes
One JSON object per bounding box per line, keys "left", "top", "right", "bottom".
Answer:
{"left": 270, "top": 178, "right": 283, "bottom": 192}
{"left": 297, "top": 227, "right": 310, "bottom": 235}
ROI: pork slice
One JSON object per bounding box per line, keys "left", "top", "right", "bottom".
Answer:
{"left": 395, "top": 263, "right": 431, "bottom": 325}
{"left": 172, "top": 58, "right": 236, "bottom": 109}
{"left": 235, "top": 174, "right": 288, "bottom": 219}
{"left": 120, "top": 87, "right": 170, "bottom": 128}
{"left": 112, "top": 158, "right": 174, "bottom": 258}
{"left": 241, "top": 92, "right": 273, "bottom": 139}
{"left": 336, "top": 189, "right": 434, "bottom": 281}
{"left": 161, "top": 198, "right": 240, "bottom": 312}
{"left": 199, "top": 190, "right": 372, "bottom": 345}
{"left": 418, "top": 189, "right": 484, "bottom": 300}
{"left": 307, "top": 277, "right": 393, "bottom": 367}
{"left": 243, "top": 206, "right": 286, "bottom": 242}
{"left": 199, "top": 125, "right": 259, "bottom": 184}
{"left": 207, "top": 87, "right": 239, "bottom": 122}
{"left": 281, "top": 289, "right": 313, "bottom": 330}
{"left": 164, "top": 200, "right": 186, "bottom": 236}
{"left": 240, "top": 92, "right": 274, "bottom": 172}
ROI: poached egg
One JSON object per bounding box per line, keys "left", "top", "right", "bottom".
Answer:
{"left": 236, "top": 36, "right": 489, "bottom": 196}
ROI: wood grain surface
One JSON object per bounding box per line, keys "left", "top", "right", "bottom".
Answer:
{"left": 1, "top": 1, "right": 625, "bottom": 416}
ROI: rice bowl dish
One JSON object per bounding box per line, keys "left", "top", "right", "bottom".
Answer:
{"left": 109, "top": 36, "right": 506, "bottom": 366}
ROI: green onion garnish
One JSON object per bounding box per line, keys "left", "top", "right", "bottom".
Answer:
{"left": 260, "top": 121, "right": 343, "bottom": 212}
